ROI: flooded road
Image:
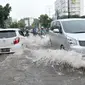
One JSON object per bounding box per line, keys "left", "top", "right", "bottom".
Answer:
{"left": 0, "top": 34, "right": 85, "bottom": 85}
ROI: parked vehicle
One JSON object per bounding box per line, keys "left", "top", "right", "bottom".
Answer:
{"left": 49, "top": 19, "right": 85, "bottom": 55}
{"left": 0, "top": 28, "right": 26, "bottom": 54}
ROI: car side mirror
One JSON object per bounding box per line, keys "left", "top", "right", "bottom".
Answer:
{"left": 53, "top": 29, "right": 59, "bottom": 33}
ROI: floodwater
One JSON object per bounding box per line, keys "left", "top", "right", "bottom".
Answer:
{"left": 0, "top": 34, "right": 85, "bottom": 85}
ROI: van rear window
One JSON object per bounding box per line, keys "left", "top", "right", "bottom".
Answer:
{"left": 0, "top": 30, "right": 16, "bottom": 38}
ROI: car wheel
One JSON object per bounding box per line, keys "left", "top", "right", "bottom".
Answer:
{"left": 60, "top": 45, "right": 65, "bottom": 50}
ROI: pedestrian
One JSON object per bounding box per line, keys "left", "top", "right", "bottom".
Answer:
{"left": 40, "top": 27, "right": 46, "bottom": 38}
{"left": 41, "top": 27, "right": 46, "bottom": 35}
{"left": 25, "top": 29, "right": 29, "bottom": 37}
{"left": 33, "top": 28, "right": 37, "bottom": 36}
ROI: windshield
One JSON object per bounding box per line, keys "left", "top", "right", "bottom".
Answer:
{"left": 61, "top": 20, "right": 85, "bottom": 33}
{"left": 0, "top": 30, "right": 16, "bottom": 38}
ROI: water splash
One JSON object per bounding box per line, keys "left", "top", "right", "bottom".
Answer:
{"left": 25, "top": 34, "right": 50, "bottom": 47}
{"left": 32, "top": 49, "right": 85, "bottom": 68}
{"left": 25, "top": 34, "right": 85, "bottom": 69}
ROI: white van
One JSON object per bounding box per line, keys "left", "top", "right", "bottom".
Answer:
{"left": 49, "top": 19, "right": 85, "bottom": 54}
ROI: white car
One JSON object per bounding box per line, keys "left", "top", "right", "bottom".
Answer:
{"left": 0, "top": 28, "right": 26, "bottom": 54}
{"left": 49, "top": 18, "right": 85, "bottom": 55}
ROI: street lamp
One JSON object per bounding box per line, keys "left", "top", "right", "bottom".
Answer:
{"left": 68, "top": 0, "right": 70, "bottom": 18}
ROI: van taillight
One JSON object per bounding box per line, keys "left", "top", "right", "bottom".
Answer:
{"left": 13, "top": 37, "right": 20, "bottom": 44}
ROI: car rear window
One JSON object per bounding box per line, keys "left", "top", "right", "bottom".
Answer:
{"left": 0, "top": 30, "right": 16, "bottom": 38}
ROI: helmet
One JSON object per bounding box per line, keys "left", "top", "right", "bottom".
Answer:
{"left": 41, "top": 26, "right": 44, "bottom": 28}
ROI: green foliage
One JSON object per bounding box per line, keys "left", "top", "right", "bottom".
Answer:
{"left": 32, "top": 18, "right": 39, "bottom": 28}
{"left": 5, "top": 17, "right": 12, "bottom": 28}
{"left": 39, "top": 14, "right": 52, "bottom": 28}
{"left": 9, "top": 18, "right": 26, "bottom": 28}
{"left": 9, "top": 20, "right": 25, "bottom": 28}
{"left": 18, "top": 19, "right": 25, "bottom": 28}
{"left": 0, "top": 3, "right": 11, "bottom": 28}
{"left": 10, "top": 21, "right": 19, "bottom": 28}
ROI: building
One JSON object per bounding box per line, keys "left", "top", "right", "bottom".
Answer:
{"left": 55, "top": 0, "right": 84, "bottom": 17}
{"left": 23, "top": 17, "right": 34, "bottom": 27}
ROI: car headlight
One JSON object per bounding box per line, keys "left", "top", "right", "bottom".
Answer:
{"left": 67, "top": 36, "right": 77, "bottom": 46}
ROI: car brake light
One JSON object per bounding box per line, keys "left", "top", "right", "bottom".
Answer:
{"left": 13, "top": 37, "right": 20, "bottom": 44}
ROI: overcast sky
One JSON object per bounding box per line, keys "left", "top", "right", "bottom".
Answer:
{"left": 0, "top": 0, "right": 55, "bottom": 20}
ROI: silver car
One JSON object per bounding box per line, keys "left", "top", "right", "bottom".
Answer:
{"left": 49, "top": 19, "right": 85, "bottom": 54}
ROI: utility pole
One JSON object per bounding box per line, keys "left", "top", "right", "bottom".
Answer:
{"left": 68, "top": 0, "right": 70, "bottom": 18}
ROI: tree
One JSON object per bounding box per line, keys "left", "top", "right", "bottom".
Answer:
{"left": 39, "top": 14, "right": 52, "bottom": 28}
{"left": 5, "top": 17, "right": 12, "bottom": 28}
{"left": 9, "top": 19, "right": 26, "bottom": 28}
{"left": 18, "top": 19, "right": 25, "bottom": 28}
{"left": 10, "top": 21, "right": 19, "bottom": 28}
{"left": 0, "top": 3, "right": 11, "bottom": 28}
{"left": 32, "top": 18, "right": 39, "bottom": 28}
